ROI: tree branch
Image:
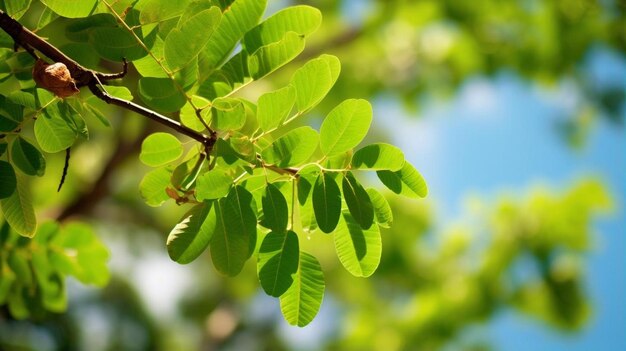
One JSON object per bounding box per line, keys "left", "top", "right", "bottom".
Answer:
{"left": 0, "top": 9, "right": 216, "bottom": 152}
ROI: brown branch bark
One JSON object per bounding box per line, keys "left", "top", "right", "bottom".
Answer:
{"left": 0, "top": 9, "right": 216, "bottom": 150}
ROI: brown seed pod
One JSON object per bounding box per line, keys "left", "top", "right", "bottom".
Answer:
{"left": 32, "top": 59, "right": 80, "bottom": 98}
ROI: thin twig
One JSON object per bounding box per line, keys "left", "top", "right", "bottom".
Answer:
{"left": 57, "top": 148, "right": 70, "bottom": 192}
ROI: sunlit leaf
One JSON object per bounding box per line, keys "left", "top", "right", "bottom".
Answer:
{"left": 34, "top": 102, "right": 77, "bottom": 153}
{"left": 139, "top": 132, "right": 183, "bottom": 167}
{"left": 351, "top": 143, "right": 404, "bottom": 171}
{"left": 258, "top": 230, "right": 299, "bottom": 297}
{"left": 195, "top": 169, "right": 232, "bottom": 200}
{"left": 261, "top": 126, "right": 318, "bottom": 167}
{"left": 334, "top": 212, "right": 381, "bottom": 277}
{"left": 366, "top": 188, "right": 393, "bottom": 228}
{"left": 40, "top": 0, "right": 97, "bottom": 18}
{"left": 320, "top": 99, "right": 371, "bottom": 156}
{"left": 164, "top": 7, "right": 221, "bottom": 71}
{"left": 342, "top": 172, "right": 374, "bottom": 229}
{"left": 211, "top": 97, "right": 246, "bottom": 131}
{"left": 377, "top": 161, "right": 428, "bottom": 198}
{"left": 139, "top": 167, "right": 172, "bottom": 207}
{"left": 203, "top": 0, "right": 267, "bottom": 68}
{"left": 243, "top": 5, "right": 321, "bottom": 53}
{"left": 313, "top": 172, "right": 341, "bottom": 233}
{"left": 257, "top": 85, "right": 295, "bottom": 132}
{"left": 5, "top": 0, "right": 31, "bottom": 19}
{"left": 261, "top": 183, "right": 289, "bottom": 232}
{"left": 291, "top": 55, "right": 340, "bottom": 113}
{"left": 247, "top": 31, "right": 305, "bottom": 80}
{"left": 279, "top": 251, "right": 324, "bottom": 327}
{"left": 167, "top": 201, "right": 217, "bottom": 264}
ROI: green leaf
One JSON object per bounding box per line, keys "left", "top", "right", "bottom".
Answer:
{"left": 258, "top": 230, "right": 299, "bottom": 297}
{"left": 351, "top": 143, "right": 405, "bottom": 171}
{"left": 210, "top": 186, "right": 256, "bottom": 276}
{"left": 180, "top": 95, "right": 210, "bottom": 132}
{"left": 211, "top": 97, "right": 246, "bottom": 131}
{"left": 139, "top": 167, "right": 172, "bottom": 206}
{"left": 40, "top": 0, "right": 97, "bottom": 18}
{"left": 377, "top": 161, "right": 428, "bottom": 198}
{"left": 195, "top": 169, "right": 232, "bottom": 200}
{"left": 10, "top": 137, "right": 45, "bottom": 177}
{"left": 138, "top": 77, "right": 187, "bottom": 113}
{"left": 313, "top": 172, "right": 341, "bottom": 233}
{"left": 202, "top": 0, "right": 267, "bottom": 68}
{"left": 334, "top": 212, "right": 382, "bottom": 277}
{"left": 279, "top": 251, "right": 324, "bottom": 327}
{"left": 0, "top": 95, "right": 24, "bottom": 132}
{"left": 243, "top": 5, "right": 321, "bottom": 54}
{"left": 257, "top": 85, "right": 295, "bottom": 132}
{"left": 167, "top": 201, "right": 217, "bottom": 264}
{"left": 342, "top": 172, "right": 374, "bottom": 229}
{"left": 34, "top": 103, "right": 77, "bottom": 153}
{"left": 0, "top": 174, "right": 36, "bottom": 237}
{"left": 5, "top": 0, "right": 31, "bottom": 19}
{"left": 138, "top": 0, "right": 189, "bottom": 25}
{"left": 366, "top": 188, "right": 393, "bottom": 228}
{"left": 261, "top": 183, "right": 288, "bottom": 232}
{"left": 247, "top": 31, "right": 305, "bottom": 80}
{"left": 320, "top": 99, "right": 372, "bottom": 156}
{"left": 0, "top": 161, "right": 16, "bottom": 199}
{"left": 164, "top": 7, "right": 221, "bottom": 71}
{"left": 52, "top": 222, "right": 110, "bottom": 286}
{"left": 0, "top": 141, "right": 6, "bottom": 157}
{"left": 139, "top": 132, "right": 183, "bottom": 167}
{"left": 65, "top": 14, "right": 117, "bottom": 42}
{"left": 261, "top": 126, "right": 319, "bottom": 167}
{"left": 291, "top": 55, "right": 341, "bottom": 113}
{"left": 297, "top": 174, "right": 317, "bottom": 232}
{"left": 89, "top": 27, "right": 146, "bottom": 61}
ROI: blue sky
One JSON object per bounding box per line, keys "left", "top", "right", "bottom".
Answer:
{"left": 374, "top": 48, "right": 625, "bottom": 350}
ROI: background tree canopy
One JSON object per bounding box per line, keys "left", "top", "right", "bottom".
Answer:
{"left": 0, "top": 0, "right": 623, "bottom": 350}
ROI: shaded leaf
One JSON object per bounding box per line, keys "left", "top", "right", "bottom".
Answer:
{"left": 261, "top": 183, "right": 288, "bottom": 232}
{"left": 247, "top": 31, "right": 305, "bottom": 80}
{"left": 138, "top": 78, "right": 187, "bottom": 113}
{"left": 10, "top": 137, "right": 45, "bottom": 177}
{"left": 312, "top": 172, "right": 341, "bottom": 233}
{"left": 210, "top": 186, "right": 256, "bottom": 276}
{"left": 0, "top": 174, "right": 36, "bottom": 237}
{"left": 258, "top": 230, "right": 299, "bottom": 297}
{"left": 342, "top": 172, "right": 374, "bottom": 229}
{"left": 0, "top": 161, "right": 16, "bottom": 199}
